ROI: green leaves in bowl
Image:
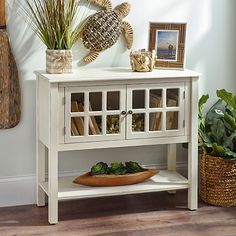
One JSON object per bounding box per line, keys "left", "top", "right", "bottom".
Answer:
{"left": 90, "top": 161, "right": 145, "bottom": 176}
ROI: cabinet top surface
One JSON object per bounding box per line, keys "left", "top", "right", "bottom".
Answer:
{"left": 35, "top": 67, "right": 200, "bottom": 83}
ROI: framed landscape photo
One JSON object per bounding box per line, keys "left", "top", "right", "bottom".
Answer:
{"left": 148, "top": 23, "right": 186, "bottom": 69}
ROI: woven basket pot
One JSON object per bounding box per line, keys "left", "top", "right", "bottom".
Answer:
{"left": 46, "top": 49, "right": 72, "bottom": 74}
{"left": 200, "top": 153, "right": 236, "bottom": 207}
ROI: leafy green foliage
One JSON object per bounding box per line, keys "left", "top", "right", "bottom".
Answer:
{"left": 21, "top": 0, "right": 89, "bottom": 49}
{"left": 90, "top": 161, "right": 145, "bottom": 176}
{"left": 198, "top": 89, "right": 236, "bottom": 160}
{"left": 217, "top": 89, "right": 236, "bottom": 117}
{"left": 125, "top": 161, "right": 145, "bottom": 173}
{"left": 198, "top": 94, "right": 209, "bottom": 137}
{"left": 91, "top": 162, "right": 109, "bottom": 176}
{"left": 109, "top": 162, "right": 127, "bottom": 175}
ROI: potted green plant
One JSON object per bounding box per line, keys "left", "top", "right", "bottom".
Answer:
{"left": 198, "top": 89, "right": 236, "bottom": 207}
{"left": 22, "top": 0, "right": 88, "bottom": 73}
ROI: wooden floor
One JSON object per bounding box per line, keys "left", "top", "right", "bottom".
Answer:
{"left": 0, "top": 190, "right": 235, "bottom": 236}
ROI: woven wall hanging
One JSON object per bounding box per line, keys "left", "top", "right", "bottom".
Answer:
{"left": 0, "top": 0, "right": 21, "bottom": 129}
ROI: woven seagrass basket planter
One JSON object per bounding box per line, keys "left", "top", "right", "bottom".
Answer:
{"left": 200, "top": 153, "right": 236, "bottom": 207}
{"left": 46, "top": 49, "right": 72, "bottom": 74}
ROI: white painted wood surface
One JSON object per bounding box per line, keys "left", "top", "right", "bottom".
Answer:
{"left": 58, "top": 88, "right": 65, "bottom": 144}
{"left": 126, "top": 83, "right": 185, "bottom": 139}
{"left": 167, "top": 144, "right": 177, "bottom": 172}
{"left": 36, "top": 76, "right": 46, "bottom": 207}
{"left": 65, "top": 85, "right": 126, "bottom": 143}
{"left": 35, "top": 68, "right": 200, "bottom": 83}
{"left": 36, "top": 141, "right": 46, "bottom": 207}
{"left": 58, "top": 136, "right": 189, "bottom": 151}
{"left": 48, "top": 84, "right": 59, "bottom": 224}
{"left": 188, "top": 77, "right": 199, "bottom": 210}
{"left": 39, "top": 171, "right": 188, "bottom": 200}
{"left": 36, "top": 67, "right": 199, "bottom": 224}
{"left": 37, "top": 77, "right": 50, "bottom": 147}
{"left": 167, "top": 144, "right": 177, "bottom": 194}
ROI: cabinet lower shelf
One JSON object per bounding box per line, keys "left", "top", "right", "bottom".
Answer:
{"left": 39, "top": 170, "right": 188, "bottom": 201}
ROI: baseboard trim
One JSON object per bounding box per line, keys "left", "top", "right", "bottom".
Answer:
{"left": 0, "top": 174, "right": 36, "bottom": 208}
{"left": 0, "top": 161, "right": 187, "bottom": 207}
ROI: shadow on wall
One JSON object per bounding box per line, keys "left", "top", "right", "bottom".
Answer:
{"left": 7, "top": 1, "right": 44, "bottom": 69}
{"left": 186, "top": 0, "right": 236, "bottom": 97}
{"left": 0, "top": 1, "right": 42, "bottom": 176}
{"left": 74, "top": 0, "right": 188, "bottom": 68}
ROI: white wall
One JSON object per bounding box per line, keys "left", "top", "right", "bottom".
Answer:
{"left": 0, "top": 0, "right": 236, "bottom": 206}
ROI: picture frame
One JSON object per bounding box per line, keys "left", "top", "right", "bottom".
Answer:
{"left": 148, "top": 23, "right": 186, "bottom": 69}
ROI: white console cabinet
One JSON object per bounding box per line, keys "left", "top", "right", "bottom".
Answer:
{"left": 36, "top": 67, "right": 199, "bottom": 224}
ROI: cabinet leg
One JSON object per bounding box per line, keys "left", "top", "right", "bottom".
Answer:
{"left": 188, "top": 141, "right": 198, "bottom": 210}
{"left": 188, "top": 78, "right": 198, "bottom": 210}
{"left": 47, "top": 83, "right": 59, "bottom": 224}
{"left": 48, "top": 197, "right": 58, "bottom": 224}
{"left": 167, "top": 144, "right": 177, "bottom": 194}
{"left": 167, "top": 144, "right": 177, "bottom": 171}
{"left": 48, "top": 148, "right": 58, "bottom": 224}
{"left": 36, "top": 140, "right": 46, "bottom": 207}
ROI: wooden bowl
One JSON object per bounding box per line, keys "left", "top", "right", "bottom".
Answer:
{"left": 73, "top": 169, "right": 159, "bottom": 187}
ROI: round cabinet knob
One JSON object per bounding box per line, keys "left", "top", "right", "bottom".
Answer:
{"left": 128, "top": 110, "right": 133, "bottom": 115}
{"left": 121, "top": 111, "right": 127, "bottom": 115}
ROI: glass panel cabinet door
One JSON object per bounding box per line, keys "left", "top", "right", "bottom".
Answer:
{"left": 65, "top": 85, "right": 126, "bottom": 143}
{"left": 126, "top": 83, "right": 185, "bottom": 139}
